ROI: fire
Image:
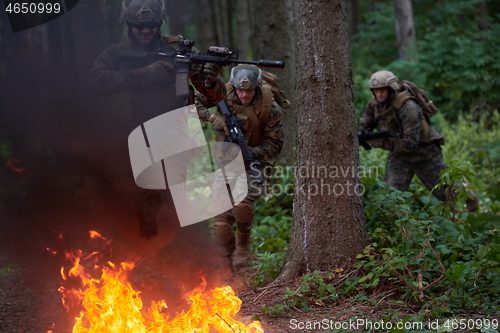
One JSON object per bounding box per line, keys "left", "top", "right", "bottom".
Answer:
{"left": 5, "top": 158, "right": 25, "bottom": 173}
{"left": 58, "top": 233, "right": 263, "bottom": 333}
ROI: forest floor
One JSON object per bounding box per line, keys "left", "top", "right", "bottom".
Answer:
{"left": 2, "top": 252, "right": 500, "bottom": 333}
{"left": 0, "top": 248, "right": 415, "bottom": 333}
{"left": 1, "top": 198, "right": 498, "bottom": 333}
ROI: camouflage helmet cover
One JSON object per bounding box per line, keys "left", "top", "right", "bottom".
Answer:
{"left": 369, "top": 70, "right": 399, "bottom": 91}
{"left": 230, "top": 65, "right": 263, "bottom": 90}
{"left": 119, "top": 0, "right": 166, "bottom": 24}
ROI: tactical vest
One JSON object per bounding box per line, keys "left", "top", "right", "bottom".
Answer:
{"left": 369, "top": 91, "right": 430, "bottom": 142}
{"left": 224, "top": 83, "right": 274, "bottom": 148}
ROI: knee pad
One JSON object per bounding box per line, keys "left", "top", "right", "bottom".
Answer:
{"left": 233, "top": 199, "right": 254, "bottom": 224}
{"left": 213, "top": 221, "right": 234, "bottom": 245}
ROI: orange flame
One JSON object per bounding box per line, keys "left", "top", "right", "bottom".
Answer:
{"left": 59, "top": 246, "right": 263, "bottom": 333}
{"left": 5, "top": 159, "right": 25, "bottom": 173}
{"left": 46, "top": 248, "right": 58, "bottom": 256}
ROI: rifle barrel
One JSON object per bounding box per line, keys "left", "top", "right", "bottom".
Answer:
{"left": 236, "top": 59, "right": 285, "bottom": 69}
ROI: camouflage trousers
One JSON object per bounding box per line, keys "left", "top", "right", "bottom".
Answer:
{"left": 385, "top": 142, "right": 479, "bottom": 212}
{"left": 385, "top": 142, "right": 448, "bottom": 201}
{"left": 212, "top": 166, "right": 265, "bottom": 233}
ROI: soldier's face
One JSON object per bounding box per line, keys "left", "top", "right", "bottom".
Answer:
{"left": 131, "top": 26, "right": 159, "bottom": 45}
{"left": 236, "top": 89, "right": 256, "bottom": 105}
{"left": 373, "top": 87, "right": 389, "bottom": 103}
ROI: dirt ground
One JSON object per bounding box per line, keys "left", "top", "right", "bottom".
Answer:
{"left": 1, "top": 199, "right": 498, "bottom": 333}
{"left": 0, "top": 257, "right": 382, "bottom": 333}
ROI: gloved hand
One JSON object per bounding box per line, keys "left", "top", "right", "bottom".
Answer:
{"left": 209, "top": 114, "right": 229, "bottom": 135}
{"left": 135, "top": 61, "right": 175, "bottom": 85}
{"left": 203, "top": 63, "right": 222, "bottom": 87}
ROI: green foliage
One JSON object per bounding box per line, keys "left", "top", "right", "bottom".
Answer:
{"left": 254, "top": 160, "right": 500, "bottom": 318}
{"left": 351, "top": 0, "right": 500, "bottom": 118}
{"left": 417, "top": 22, "right": 500, "bottom": 117}
{"left": 351, "top": 1, "right": 397, "bottom": 116}
{"left": 250, "top": 165, "right": 294, "bottom": 285}
{"left": 438, "top": 111, "right": 500, "bottom": 211}
{"left": 251, "top": 251, "right": 286, "bottom": 286}
{"left": 358, "top": 184, "right": 500, "bottom": 314}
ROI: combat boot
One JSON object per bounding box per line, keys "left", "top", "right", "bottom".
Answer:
{"left": 233, "top": 230, "right": 251, "bottom": 269}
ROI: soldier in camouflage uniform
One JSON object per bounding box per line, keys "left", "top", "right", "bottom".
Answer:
{"left": 359, "top": 70, "right": 478, "bottom": 211}
{"left": 195, "top": 65, "right": 284, "bottom": 269}
{"left": 89, "top": 0, "right": 226, "bottom": 240}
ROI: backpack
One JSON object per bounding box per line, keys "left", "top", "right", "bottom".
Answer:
{"left": 399, "top": 80, "right": 438, "bottom": 121}
{"left": 261, "top": 71, "right": 291, "bottom": 109}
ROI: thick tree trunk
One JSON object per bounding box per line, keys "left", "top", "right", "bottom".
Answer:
{"left": 251, "top": 0, "right": 296, "bottom": 163}
{"left": 394, "top": 0, "right": 417, "bottom": 61}
{"left": 277, "top": 0, "right": 369, "bottom": 281}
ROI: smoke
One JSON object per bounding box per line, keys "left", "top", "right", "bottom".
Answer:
{"left": 0, "top": 4, "right": 230, "bottom": 328}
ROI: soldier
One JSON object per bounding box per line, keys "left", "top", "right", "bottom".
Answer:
{"left": 195, "top": 65, "right": 284, "bottom": 269}
{"left": 89, "top": 0, "right": 226, "bottom": 240}
{"left": 359, "top": 70, "right": 478, "bottom": 212}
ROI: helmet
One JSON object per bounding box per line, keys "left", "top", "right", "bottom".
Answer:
{"left": 369, "top": 70, "right": 399, "bottom": 91}
{"left": 119, "top": 0, "right": 166, "bottom": 25}
{"left": 230, "top": 65, "right": 262, "bottom": 90}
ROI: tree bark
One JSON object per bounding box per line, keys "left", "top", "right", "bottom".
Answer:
{"left": 394, "top": 0, "right": 417, "bottom": 61}
{"left": 277, "top": 0, "right": 369, "bottom": 281}
{"left": 251, "top": 0, "right": 296, "bottom": 163}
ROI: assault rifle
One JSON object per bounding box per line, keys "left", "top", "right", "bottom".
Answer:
{"left": 116, "top": 39, "right": 284, "bottom": 97}
{"left": 217, "top": 100, "right": 263, "bottom": 185}
{"left": 358, "top": 129, "right": 397, "bottom": 150}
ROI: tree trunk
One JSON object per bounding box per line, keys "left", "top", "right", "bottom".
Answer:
{"left": 251, "top": 0, "right": 296, "bottom": 163}
{"left": 235, "top": 0, "right": 249, "bottom": 60}
{"left": 277, "top": 0, "right": 369, "bottom": 281}
{"left": 166, "top": 0, "right": 185, "bottom": 36}
{"left": 476, "top": 1, "right": 489, "bottom": 31}
{"left": 70, "top": 0, "right": 110, "bottom": 79}
{"left": 394, "top": 0, "right": 417, "bottom": 61}
{"left": 213, "top": 0, "right": 231, "bottom": 47}
{"left": 194, "top": 0, "right": 217, "bottom": 52}
{"left": 347, "top": 0, "right": 359, "bottom": 36}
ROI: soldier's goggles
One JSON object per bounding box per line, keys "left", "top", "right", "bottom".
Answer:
{"left": 127, "top": 21, "right": 161, "bottom": 31}
{"left": 372, "top": 87, "right": 389, "bottom": 94}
